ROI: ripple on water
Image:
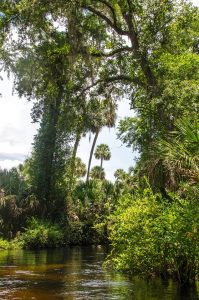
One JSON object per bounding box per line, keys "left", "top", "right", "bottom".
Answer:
{"left": 80, "top": 279, "right": 131, "bottom": 288}
{"left": 0, "top": 279, "right": 24, "bottom": 286}
{"left": 15, "top": 270, "right": 35, "bottom": 275}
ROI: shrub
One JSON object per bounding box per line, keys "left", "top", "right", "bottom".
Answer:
{"left": 20, "top": 218, "right": 65, "bottom": 249}
{"left": 67, "top": 220, "right": 103, "bottom": 245}
{"left": 107, "top": 188, "right": 199, "bottom": 285}
{"left": 67, "top": 220, "right": 84, "bottom": 245}
{"left": 0, "top": 238, "right": 9, "bottom": 250}
{"left": 69, "top": 179, "right": 115, "bottom": 245}
{"left": 0, "top": 238, "right": 22, "bottom": 250}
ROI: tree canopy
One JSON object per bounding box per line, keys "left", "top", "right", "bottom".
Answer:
{"left": 0, "top": 0, "right": 198, "bottom": 286}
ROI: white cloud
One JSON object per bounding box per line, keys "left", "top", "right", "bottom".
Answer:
{"left": 0, "top": 160, "right": 22, "bottom": 170}
{"left": 0, "top": 74, "right": 135, "bottom": 178}
{"left": 0, "top": 74, "right": 38, "bottom": 169}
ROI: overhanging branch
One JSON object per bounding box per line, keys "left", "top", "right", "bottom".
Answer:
{"left": 93, "top": 0, "right": 118, "bottom": 26}
{"left": 78, "top": 75, "right": 143, "bottom": 96}
{"left": 83, "top": 5, "right": 129, "bottom": 36}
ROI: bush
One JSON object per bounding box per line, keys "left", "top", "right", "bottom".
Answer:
{"left": 107, "top": 188, "right": 199, "bottom": 285}
{"left": 69, "top": 179, "right": 115, "bottom": 245}
{"left": 67, "top": 219, "right": 104, "bottom": 245}
{"left": 0, "top": 238, "right": 10, "bottom": 250}
{"left": 67, "top": 220, "right": 84, "bottom": 245}
{"left": 0, "top": 238, "right": 22, "bottom": 250}
{"left": 20, "top": 218, "right": 65, "bottom": 249}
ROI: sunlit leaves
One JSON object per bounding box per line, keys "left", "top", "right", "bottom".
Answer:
{"left": 107, "top": 190, "right": 199, "bottom": 283}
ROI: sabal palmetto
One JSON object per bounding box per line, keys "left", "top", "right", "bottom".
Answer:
{"left": 156, "top": 118, "right": 199, "bottom": 188}
{"left": 94, "top": 144, "right": 111, "bottom": 179}
{"left": 90, "top": 166, "right": 105, "bottom": 180}
{"left": 114, "top": 169, "right": 127, "bottom": 183}
{"left": 86, "top": 98, "right": 117, "bottom": 182}
{"left": 66, "top": 157, "right": 86, "bottom": 189}
{"left": 74, "top": 157, "right": 87, "bottom": 178}
{"left": 114, "top": 168, "right": 138, "bottom": 195}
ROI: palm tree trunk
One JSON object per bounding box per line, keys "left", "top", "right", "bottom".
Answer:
{"left": 100, "top": 157, "right": 103, "bottom": 179}
{"left": 86, "top": 129, "right": 99, "bottom": 183}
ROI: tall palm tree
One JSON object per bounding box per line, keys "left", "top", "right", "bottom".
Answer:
{"left": 86, "top": 98, "right": 117, "bottom": 182}
{"left": 94, "top": 144, "right": 111, "bottom": 179}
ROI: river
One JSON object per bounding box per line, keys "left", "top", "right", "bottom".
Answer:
{"left": 0, "top": 247, "right": 198, "bottom": 300}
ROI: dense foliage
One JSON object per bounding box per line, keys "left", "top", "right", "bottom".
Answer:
{"left": 19, "top": 218, "right": 65, "bottom": 249}
{"left": 107, "top": 187, "right": 199, "bottom": 285}
{"left": 0, "top": 0, "right": 198, "bottom": 286}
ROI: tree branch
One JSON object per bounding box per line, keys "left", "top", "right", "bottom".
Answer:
{"left": 78, "top": 75, "right": 142, "bottom": 96}
{"left": 83, "top": 5, "right": 129, "bottom": 36}
{"left": 123, "top": 13, "right": 139, "bottom": 51}
{"left": 126, "top": 0, "right": 133, "bottom": 13}
{"left": 123, "top": 13, "right": 156, "bottom": 87}
{"left": 93, "top": 0, "right": 118, "bottom": 26}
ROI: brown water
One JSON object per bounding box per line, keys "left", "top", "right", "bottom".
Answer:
{"left": 0, "top": 247, "right": 198, "bottom": 300}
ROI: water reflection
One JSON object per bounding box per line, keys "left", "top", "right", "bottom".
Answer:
{"left": 0, "top": 247, "right": 198, "bottom": 300}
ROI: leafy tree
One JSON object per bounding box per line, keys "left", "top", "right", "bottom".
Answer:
{"left": 114, "top": 169, "right": 127, "bottom": 183}
{"left": 15, "top": 34, "right": 73, "bottom": 218}
{"left": 0, "top": 166, "right": 38, "bottom": 239}
{"left": 4, "top": 29, "right": 88, "bottom": 218}
{"left": 3, "top": 0, "right": 198, "bottom": 187}
{"left": 0, "top": 1, "right": 199, "bottom": 284}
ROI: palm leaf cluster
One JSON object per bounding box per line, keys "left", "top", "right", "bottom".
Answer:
{"left": 157, "top": 118, "right": 199, "bottom": 188}
{"left": 90, "top": 166, "right": 105, "bottom": 180}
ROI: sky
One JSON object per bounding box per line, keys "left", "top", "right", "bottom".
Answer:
{"left": 0, "top": 74, "right": 134, "bottom": 181}
{"left": 77, "top": 102, "right": 135, "bottom": 180}
{"left": 0, "top": 75, "right": 38, "bottom": 169}
{"left": 0, "top": 0, "right": 198, "bottom": 180}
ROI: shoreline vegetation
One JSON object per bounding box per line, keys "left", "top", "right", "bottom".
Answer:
{"left": 0, "top": 0, "right": 198, "bottom": 287}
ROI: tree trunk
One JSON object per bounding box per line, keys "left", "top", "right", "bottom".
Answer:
{"left": 86, "top": 129, "right": 99, "bottom": 183}
{"left": 39, "top": 98, "right": 61, "bottom": 218}
{"left": 120, "top": 12, "right": 156, "bottom": 95}
{"left": 69, "top": 131, "right": 81, "bottom": 191}
{"left": 100, "top": 157, "right": 103, "bottom": 179}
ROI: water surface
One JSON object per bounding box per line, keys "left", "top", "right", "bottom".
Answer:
{"left": 0, "top": 247, "right": 198, "bottom": 299}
